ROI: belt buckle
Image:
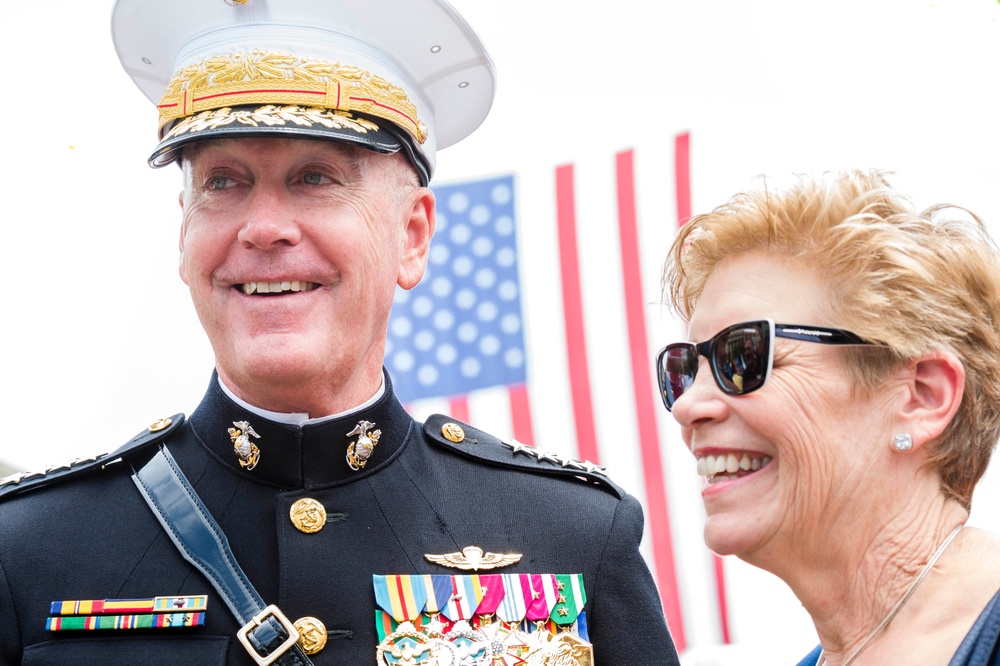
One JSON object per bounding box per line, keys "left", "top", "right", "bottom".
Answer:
{"left": 236, "top": 604, "right": 301, "bottom": 666}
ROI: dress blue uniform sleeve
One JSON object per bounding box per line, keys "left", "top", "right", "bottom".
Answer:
{"left": 586, "top": 491, "right": 680, "bottom": 665}
{"left": 0, "top": 545, "right": 21, "bottom": 664}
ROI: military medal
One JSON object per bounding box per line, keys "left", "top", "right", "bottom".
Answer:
{"left": 372, "top": 574, "right": 594, "bottom": 665}
{"left": 375, "top": 621, "right": 434, "bottom": 666}
{"left": 346, "top": 420, "right": 381, "bottom": 470}
{"left": 228, "top": 420, "right": 261, "bottom": 470}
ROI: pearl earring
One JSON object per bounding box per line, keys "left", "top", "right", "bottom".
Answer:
{"left": 894, "top": 434, "right": 913, "bottom": 451}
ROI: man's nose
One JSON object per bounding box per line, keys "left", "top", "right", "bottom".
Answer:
{"left": 237, "top": 185, "right": 302, "bottom": 248}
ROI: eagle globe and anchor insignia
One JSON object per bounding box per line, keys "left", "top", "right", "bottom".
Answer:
{"left": 347, "top": 420, "right": 381, "bottom": 471}
{"left": 228, "top": 420, "right": 261, "bottom": 471}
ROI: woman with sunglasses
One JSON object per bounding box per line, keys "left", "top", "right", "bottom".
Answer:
{"left": 658, "top": 170, "right": 1000, "bottom": 665}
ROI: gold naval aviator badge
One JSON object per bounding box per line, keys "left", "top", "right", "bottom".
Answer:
{"left": 228, "top": 420, "right": 261, "bottom": 471}
{"left": 346, "top": 420, "right": 381, "bottom": 471}
{"left": 424, "top": 546, "right": 522, "bottom": 572}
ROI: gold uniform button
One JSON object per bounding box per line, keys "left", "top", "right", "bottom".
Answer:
{"left": 289, "top": 498, "right": 327, "bottom": 534}
{"left": 294, "top": 616, "right": 327, "bottom": 655}
{"left": 148, "top": 417, "right": 172, "bottom": 432}
{"left": 441, "top": 422, "right": 465, "bottom": 443}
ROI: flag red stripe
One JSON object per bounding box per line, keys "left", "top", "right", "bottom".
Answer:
{"left": 616, "top": 148, "right": 687, "bottom": 651}
{"left": 674, "top": 131, "right": 732, "bottom": 644}
{"left": 555, "top": 164, "right": 600, "bottom": 464}
{"left": 508, "top": 384, "right": 536, "bottom": 446}
{"left": 449, "top": 396, "right": 470, "bottom": 424}
{"left": 675, "top": 132, "right": 692, "bottom": 224}
{"left": 713, "top": 553, "right": 731, "bottom": 643}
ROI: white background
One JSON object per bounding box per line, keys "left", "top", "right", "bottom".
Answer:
{"left": 3, "top": 1, "right": 1000, "bottom": 664}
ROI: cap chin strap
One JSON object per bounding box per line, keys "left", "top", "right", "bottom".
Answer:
{"left": 132, "top": 446, "right": 316, "bottom": 666}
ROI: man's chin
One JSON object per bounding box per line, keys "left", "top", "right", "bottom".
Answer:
{"left": 218, "top": 341, "right": 331, "bottom": 391}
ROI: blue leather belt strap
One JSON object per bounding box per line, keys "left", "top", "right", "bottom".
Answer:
{"left": 132, "top": 445, "right": 314, "bottom": 666}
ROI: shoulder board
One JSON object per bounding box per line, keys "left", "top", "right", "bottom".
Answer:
{"left": 0, "top": 414, "right": 185, "bottom": 501}
{"left": 423, "top": 414, "right": 625, "bottom": 500}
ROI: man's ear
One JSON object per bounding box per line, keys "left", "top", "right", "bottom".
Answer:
{"left": 397, "top": 186, "right": 436, "bottom": 290}
{"left": 896, "top": 350, "right": 965, "bottom": 450}
{"left": 178, "top": 190, "right": 189, "bottom": 285}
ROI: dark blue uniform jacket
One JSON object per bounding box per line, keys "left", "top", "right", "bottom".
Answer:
{"left": 0, "top": 373, "right": 678, "bottom": 665}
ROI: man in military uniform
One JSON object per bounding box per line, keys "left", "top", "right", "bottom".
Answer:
{"left": 0, "top": 1, "right": 678, "bottom": 664}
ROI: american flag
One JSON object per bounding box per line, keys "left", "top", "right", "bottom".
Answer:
{"left": 387, "top": 134, "right": 726, "bottom": 653}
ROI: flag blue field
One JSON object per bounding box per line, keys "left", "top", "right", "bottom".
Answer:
{"left": 386, "top": 174, "right": 528, "bottom": 403}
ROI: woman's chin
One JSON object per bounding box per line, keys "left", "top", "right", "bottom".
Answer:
{"left": 702, "top": 516, "right": 763, "bottom": 558}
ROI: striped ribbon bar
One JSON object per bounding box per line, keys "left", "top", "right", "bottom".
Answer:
{"left": 372, "top": 575, "right": 429, "bottom": 622}
{"left": 49, "top": 595, "right": 207, "bottom": 616}
{"left": 46, "top": 611, "right": 206, "bottom": 631}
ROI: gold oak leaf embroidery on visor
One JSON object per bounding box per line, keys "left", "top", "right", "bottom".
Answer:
{"left": 163, "top": 105, "right": 382, "bottom": 141}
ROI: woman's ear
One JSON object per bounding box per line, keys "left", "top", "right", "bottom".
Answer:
{"left": 895, "top": 350, "right": 965, "bottom": 450}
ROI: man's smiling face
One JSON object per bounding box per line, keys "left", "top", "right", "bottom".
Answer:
{"left": 178, "top": 137, "right": 434, "bottom": 414}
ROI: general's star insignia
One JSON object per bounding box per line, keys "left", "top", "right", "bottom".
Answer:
{"left": 502, "top": 439, "right": 534, "bottom": 456}
{"left": 424, "top": 546, "right": 523, "bottom": 571}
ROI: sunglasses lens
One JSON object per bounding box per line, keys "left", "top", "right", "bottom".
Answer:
{"left": 658, "top": 345, "right": 697, "bottom": 410}
{"left": 711, "top": 322, "right": 768, "bottom": 395}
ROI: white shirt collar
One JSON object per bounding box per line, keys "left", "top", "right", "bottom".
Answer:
{"left": 216, "top": 375, "right": 386, "bottom": 426}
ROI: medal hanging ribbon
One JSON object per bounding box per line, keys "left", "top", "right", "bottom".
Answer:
{"left": 495, "top": 574, "right": 529, "bottom": 624}
{"left": 472, "top": 574, "right": 505, "bottom": 616}
{"left": 372, "top": 575, "right": 429, "bottom": 622}
{"left": 374, "top": 610, "right": 426, "bottom": 643}
{"left": 523, "top": 573, "right": 558, "bottom": 621}
{"left": 440, "top": 574, "right": 483, "bottom": 622}
{"left": 549, "top": 573, "right": 587, "bottom": 625}
{"left": 421, "top": 575, "right": 455, "bottom": 615}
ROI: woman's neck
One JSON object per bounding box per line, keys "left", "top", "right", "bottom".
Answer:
{"left": 760, "top": 494, "right": 969, "bottom": 664}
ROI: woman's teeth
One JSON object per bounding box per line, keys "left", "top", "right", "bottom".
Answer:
{"left": 696, "top": 452, "right": 772, "bottom": 483}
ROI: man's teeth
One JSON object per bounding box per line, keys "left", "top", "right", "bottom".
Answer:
{"left": 696, "top": 453, "right": 772, "bottom": 481}
{"left": 241, "top": 281, "right": 317, "bottom": 295}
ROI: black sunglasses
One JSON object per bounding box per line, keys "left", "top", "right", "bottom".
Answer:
{"left": 655, "top": 318, "right": 874, "bottom": 411}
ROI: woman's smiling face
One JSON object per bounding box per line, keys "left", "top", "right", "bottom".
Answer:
{"left": 672, "top": 251, "right": 898, "bottom": 564}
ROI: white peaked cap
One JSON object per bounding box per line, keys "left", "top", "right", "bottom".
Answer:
{"left": 111, "top": 0, "right": 496, "bottom": 184}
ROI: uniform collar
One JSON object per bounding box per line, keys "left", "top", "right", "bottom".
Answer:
{"left": 216, "top": 374, "right": 386, "bottom": 426}
{"left": 188, "top": 369, "right": 414, "bottom": 489}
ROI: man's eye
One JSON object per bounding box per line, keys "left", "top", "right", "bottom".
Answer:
{"left": 302, "top": 172, "right": 327, "bottom": 185}
{"left": 208, "top": 176, "right": 233, "bottom": 190}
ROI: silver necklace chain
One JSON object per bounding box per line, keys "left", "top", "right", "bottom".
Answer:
{"left": 816, "top": 523, "right": 965, "bottom": 666}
